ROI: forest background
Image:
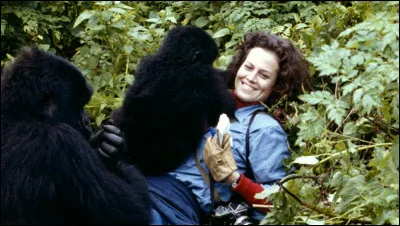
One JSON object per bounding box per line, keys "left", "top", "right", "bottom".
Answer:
{"left": 1, "top": 1, "right": 399, "bottom": 225}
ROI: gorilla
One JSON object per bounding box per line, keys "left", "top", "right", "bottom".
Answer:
{"left": 111, "top": 25, "right": 236, "bottom": 176}
{"left": 1, "top": 47, "right": 151, "bottom": 225}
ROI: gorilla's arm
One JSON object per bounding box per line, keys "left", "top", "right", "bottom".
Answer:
{"left": 53, "top": 124, "right": 151, "bottom": 224}
{"left": 1, "top": 121, "right": 150, "bottom": 225}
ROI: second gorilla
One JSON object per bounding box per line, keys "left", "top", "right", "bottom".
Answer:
{"left": 111, "top": 25, "right": 236, "bottom": 176}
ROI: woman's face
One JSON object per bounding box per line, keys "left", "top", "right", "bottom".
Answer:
{"left": 234, "top": 47, "right": 279, "bottom": 103}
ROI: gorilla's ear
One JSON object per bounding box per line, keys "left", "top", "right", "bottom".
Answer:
{"left": 193, "top": 51, "right": 202, "bottom": 61}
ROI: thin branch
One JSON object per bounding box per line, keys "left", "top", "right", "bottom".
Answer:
{"left": 277, "top": 175, "right": 320, "bottom": 185}
{"left": 325, "top": 130, "right": 374, "bottom": 144}
{"left": 365, "top": 116, "right": 398, "bottom": 138}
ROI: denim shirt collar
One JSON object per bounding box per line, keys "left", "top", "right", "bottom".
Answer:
{"left": 233, "top": 104, "right": 266, "bottom": 123}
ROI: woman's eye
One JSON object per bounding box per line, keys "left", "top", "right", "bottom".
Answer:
{"left": 244, "top": 65, "right": 252, "bottom": 70}
{"left": 260, "top": 74, "right": 269, "bottom": 79}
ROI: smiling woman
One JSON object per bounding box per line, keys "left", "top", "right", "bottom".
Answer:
{"left": 192, "top": 31, "right": 311, "bottom": 223}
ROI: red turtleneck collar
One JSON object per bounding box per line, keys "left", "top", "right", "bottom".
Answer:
{"left": 231, "top": 90, "right": 260, "bottom": 109}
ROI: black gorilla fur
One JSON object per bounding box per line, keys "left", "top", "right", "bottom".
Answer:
{"left": 1, "top": 47, "right": 151, "bottom": 224}
{"left": 112, "top": 25, "right": 236, "bottom": 176}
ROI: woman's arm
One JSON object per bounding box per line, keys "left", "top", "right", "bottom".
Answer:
{"left": 229, "top": 125, "right": 290, "bottom": 211}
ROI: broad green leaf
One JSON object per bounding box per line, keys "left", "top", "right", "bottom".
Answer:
{"left": 299, "top": 91, "right": 333, "bottom": 105}
{"left": 1, "top": 19, "right": 7, "bottom": 36}
{"left": 123, "top": 44, "right": 133, "bottom": 54}
{"left": 343, "top": 122, "right": 357, "bottom": 135}
{"left": 109, "top": 7, "right": 126, "bottom": 14}
{"left": 225, "top": 40, "right": 237, "bottom": 49}
{"left": 255, "top": 184, "right": 280, "bottom": 199}
{"left": 291, "top": 156, "right": 319, "bottom": 165}
{"left": 166, "top": 16, "right": 177, "bottom": 24}
{"left": 73, "top": 10, "right": 96, "bottom": 28}
{"left": 90, "top": 25, "right": 105, "bottom": 32}
{"left": 125, "top": 74, "right": 134, "bottom": 84}
{"left": 114, "top": 3, "right": 133, "bottom": 10}
{"left": 95, "top": 1, "right": 112, "bottom": 6}
{"left": 195, "top": 16, "right": 209, "bottom": 28}
{"left": 102, "top": 11, "right": 113, "bottom": 21}
{"left": 300, "top": 217, "right": 325, "bottom": 225}
{"left": 111, "top": 20, "right": 125, "bottom": 29}
{"left": 353, "top": 88, "right": 363, "bottom": 103}
{"left": 362, "top": 93, "right": 381, "bottom": 114}
{"left": 327, "top": 100, "right": 349, "bottom": 126}
{"left": 373, "top": 210, "right": 399, "bottom": 225}
{"left": 38, "top": 44, "right": 50, "bottom": 51}
{"left": 299, "top": 183, "right": 319, "bottom": 203}
{"left": 335, "top": 141, "right": 346, "bottom": 151}
{"left": 146, "top": 18, "right": 161, "bottom": 24}
{"left": 212, "top": 28, "right": 231, "bottom": 38}
{"left": 89, "top": 44, "right": 102, "bottom": 55}
{"left": 294, "top": 23, "right": 308, "bottom": 30}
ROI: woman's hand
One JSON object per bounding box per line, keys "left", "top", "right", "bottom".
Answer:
{"left": 202, "top": 133, "right": 238, "bottom": 182}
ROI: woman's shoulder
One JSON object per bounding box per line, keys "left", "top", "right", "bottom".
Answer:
{"left": 251, "top": 111, "right": 284, "bottom": 132}
{"left": 231, "top": 105, "right": 285, "bottom": 133}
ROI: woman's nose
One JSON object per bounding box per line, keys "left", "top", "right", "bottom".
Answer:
{"left": 246, "top": 70, "right": 257, "bottom": 82}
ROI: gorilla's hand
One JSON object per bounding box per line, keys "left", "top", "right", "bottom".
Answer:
{"left": 90, "top": 120, "right": 124, "bottom": 160}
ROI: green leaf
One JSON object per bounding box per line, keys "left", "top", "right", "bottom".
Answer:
{"left": 123, "top": 44, "right": 133, "bottom": 54}
{"left": 294, "top": 23, "right": 308, "bottom": 30}
{"left": 343, "top": 122, "right": 357, "bottom": 135}
{"left": 291, "top": 156, "right": 319, "bottom": 165}
{"left": 212, "top": 28, "right": 231, "bottom": 38}
{"left": 300, "top": 217, "right": 325, "bottom": 225}
{"left": 373, "top": 210, "right": 399, "bottom": 225}
{"left": 125, "top": 74, "right": 134, "bottom": 84}
{"left": 299, "top": 91, "right": 333, "bottom": 105}
{"left": 38, "top": 44, "right": 50, "bottom": 51}
{"left": 224, "top": 40, "right": 237, "bottom": 49}
{"left": 195, "top": 16, "right": 209, "bottom": 28}
{"left": 330, "top": 171, "right": 344, "bottom": 188}
{"left": 114, "top": 3, "right": 133, "bottom": 10}
{"left": 109, "top": 7, "right": 126, "bottom": 14}
{"left": 353, "top": 88, "right": 363, "bottom": 103}
{"left": 73, "top": 10, "right": 96, "bottom": 28}
{"left": 166, "top": 16, "right": 177, "bottom": 24}
{"left": 327, "top": 100, "right": 349, "bottom": 126}
{"left": 111, "top": 20, "right": 125, "bottom": 29}
{"left": 361, "top": 93, "right": 381, "bottom": 114}
{"left": 1, "top": 19, "right": 7, "bottom": 36}
{"left": 102, "top": 10, "right": 113, "bottom": 21}
{"left": 255, "top": 184, "right": 280, "bottom": 199}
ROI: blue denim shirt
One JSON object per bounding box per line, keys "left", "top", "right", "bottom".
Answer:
{"left": 169, "top": 104, "right": 290, "bottom": 216}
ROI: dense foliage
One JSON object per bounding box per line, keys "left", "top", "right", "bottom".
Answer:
{"left": 2, "top": 1, "right": 398, "bottom": 225}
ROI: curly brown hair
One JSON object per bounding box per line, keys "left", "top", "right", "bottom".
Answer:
{"left": 225, "top": 32, "right": 310, "bottom": 107}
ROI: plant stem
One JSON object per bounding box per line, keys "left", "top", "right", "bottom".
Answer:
{"left": 325, "top": 130, "right": 375, "bottom": 144}
{"left": 316, "top": 143, "right": 392, "bottom": 166}
{"left": 332, "top": 106, "right": 356, "bottom": 135}
{"left": 339, "top": 202, "right": 369, "bottom": 219}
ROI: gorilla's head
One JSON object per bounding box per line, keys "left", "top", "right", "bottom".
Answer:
{"left": 157, "top": 25, "right": 219, "bottom": 64}
{"left": 1, "top": 47, "right": 93, "bottom": 137}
